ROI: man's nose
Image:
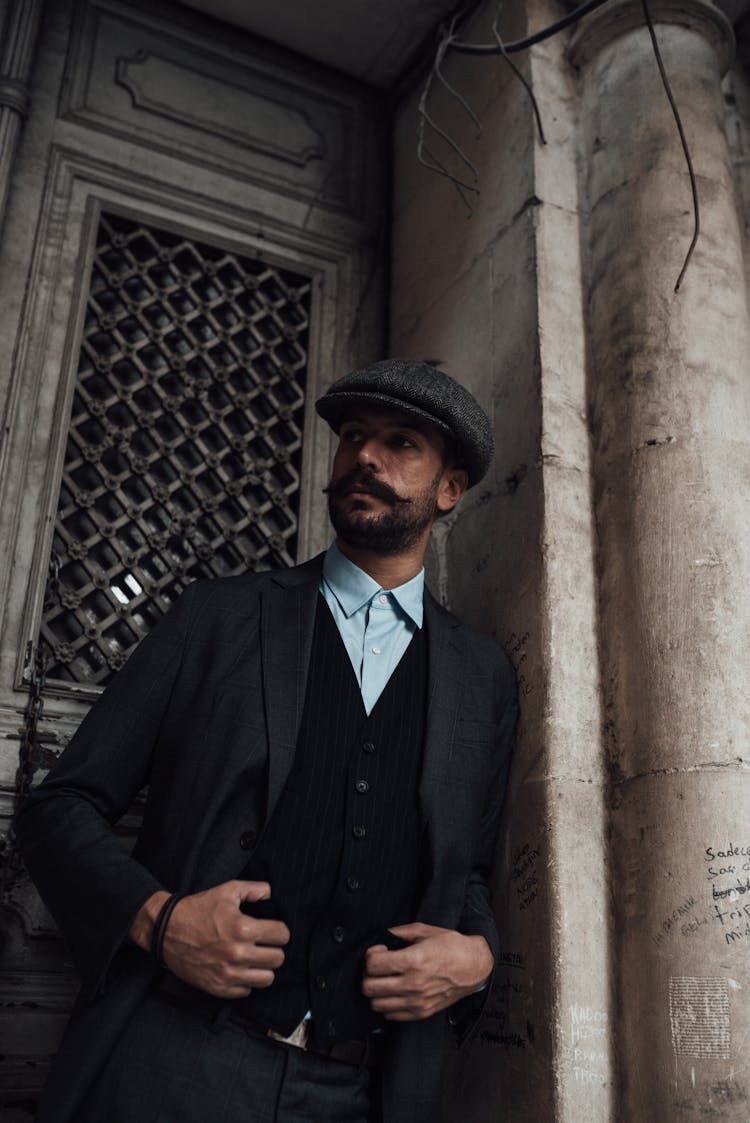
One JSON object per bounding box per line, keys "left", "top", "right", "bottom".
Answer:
{"left": 355, "top": 438, "right": 382, "bottom": 470}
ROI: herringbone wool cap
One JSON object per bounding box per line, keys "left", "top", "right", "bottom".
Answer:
{"left": 315, "top": 358, "right": 493, "bottom": 487}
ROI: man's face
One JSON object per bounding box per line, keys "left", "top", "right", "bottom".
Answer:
{"left": 325, "top": 405, "right": 466, "bottom": 555}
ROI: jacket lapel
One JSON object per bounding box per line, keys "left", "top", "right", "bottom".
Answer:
{"left": 419, "top": 592, "right": 466, "bottom": 824}
{"left": 260, "top": 554, "right": 323, "bottom": 820}
{"left": 416, "top": 592, "right": 468, "bottom": 922}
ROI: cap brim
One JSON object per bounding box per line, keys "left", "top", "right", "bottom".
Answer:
{"left": 315, "top": 390, "right": 455, "bottom": 438}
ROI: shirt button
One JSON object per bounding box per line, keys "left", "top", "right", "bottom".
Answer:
{"left": 315, "top": 975, "right": 326, "bottom": 990}
{"left": 332, "top": 926, "right": 345, "bottom": 943}
{"left": 346, "top": 875, "right": 360, "bottom": 891}
{"left": 352, "top": 825, "right": 366, "bottom": 839}
{"left": 238, "top": 830, "right": 257, "bottom": 850}
{"left": 371, "top": 646, "right": 381, "bottom": 655}
{"left": 362, "top": 740, "right": 375, "bottom": 754}
{"left": 355, "top": 779, "right": 370, "bottom": 794}
{"left": 378, "top": 594, "right": 387, "bottom": 604}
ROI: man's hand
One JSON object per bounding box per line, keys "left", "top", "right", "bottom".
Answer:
{"left": 129, "top": 881, "right": 290, "bottom": 999}
{"left": 362, "top": 923, "right": 493, "bottom": 1021}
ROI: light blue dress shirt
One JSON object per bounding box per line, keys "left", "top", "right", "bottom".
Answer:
{"left": 320, "top": 542, "right": 424, "bottom": 715}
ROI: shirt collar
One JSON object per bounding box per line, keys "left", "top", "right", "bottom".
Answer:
{"left": 322, "top": 542, "right": 424, "bottom": 628}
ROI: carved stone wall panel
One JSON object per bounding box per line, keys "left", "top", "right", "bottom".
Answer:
{"left": 0, "top": 150, "right": 362, "bottom": 840}
{"left": 60, "top": 0, "right": 367, "bottom": 215}
{"left": 0, "top": 1, "right": 385, "bottom": 1107}
{"left": 115, "top": 52, "right": 323, "bottom": 167}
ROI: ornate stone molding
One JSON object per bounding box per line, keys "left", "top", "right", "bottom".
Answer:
{"left": 60, "top": 0, "right": 367, "bottom": 216}
{"left": 568, "top": 0, "right": 735, "bottom": 72}
{"left": 115, "top": 50, "right": 324, "bottom": 168}
{"left": 0, "top": 0, "right": 44, "bottom": 236}
{"left": 0, "top": 77, "right": 30, "bottom": 119}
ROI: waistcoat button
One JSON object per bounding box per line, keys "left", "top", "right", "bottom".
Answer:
{"left": 362, "top": 741, "right": 375, "bottom": 753}
{"left": 332, "top": 926, "right": 345, "bottom": 943}
{"left": 315, "top": 975, "right": 326, "bottom": 990}
{"left": 352, "top": 825, "right": 366, "bottom": 839}
{"left": 238, "top": 829, "right": 257, "bottom": 850}
{"left": 355, "top": 779, "right": 369, "bottom": 794}
{"left": 346, "top": 875, "right": 360, "bottom": 891}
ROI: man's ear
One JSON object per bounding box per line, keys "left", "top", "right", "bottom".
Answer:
{"left": 436, "top": 467, "right": 469, "bottom": 513}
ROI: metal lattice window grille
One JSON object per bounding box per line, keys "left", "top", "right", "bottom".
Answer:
{"left": 39, "top": 211, "right": 311, "bottom": 688}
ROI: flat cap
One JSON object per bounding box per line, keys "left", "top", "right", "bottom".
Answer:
{"left": 315, "top": 358, "right": 493, "bottom": 487}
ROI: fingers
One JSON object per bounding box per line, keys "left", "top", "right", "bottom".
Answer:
{"left": 361, "top": 968, "right": 448, "bottom": 1022}
{"left": 236, "top": 916, "right": 290, "bottom": 947}
{"left": 364, "top": 940, "right": 423, "bottom": 978}
{"left": 161, "top": 881, "right": 292, "bottom": 998}
{"left": 363, "top": 929, "right": 490, "bottom": 1022}
{"left": 232, "top": 880, "right": 272, "bottom": 904}
{"left": 225, "top": 967, "right": 277, "bottom": 990}
{"left": 194, "top": 965, "right": 278, "bottom": 1000}
{"left": 364, "top": 983, "right": 444, "bottom": 1021}
{"left": 387, "top": 922, "right": 436, "bottom": 941}
{"left": 225, "top": 941, "right": 286, "bottom": 971}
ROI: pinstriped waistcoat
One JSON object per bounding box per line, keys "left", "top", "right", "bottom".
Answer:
{"left": 239, "top": 594, "right": 427, "bottom": 1048}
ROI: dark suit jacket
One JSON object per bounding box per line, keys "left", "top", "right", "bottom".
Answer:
{"left": 16, "top": 553, "right": 517, "bottom": 1123}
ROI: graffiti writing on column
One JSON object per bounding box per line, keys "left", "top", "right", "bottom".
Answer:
{"left": 511, "top": 841, "right": 541, "bottom": 912}
{"left": 706, "top": 843, "right": 750, "bottom": 947}
{"left": 651, "top": 894, "right": 704, "bottom": 949}
{"left": 479, "top": 951, "right": 534, "bottom": 1050}
{"left": 504, "top": 631, "right": 533, "bottom": 697}
{"left": 570, "top": 1005, "right": 608, "bottom": 1086}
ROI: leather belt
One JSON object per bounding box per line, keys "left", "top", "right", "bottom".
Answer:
{"left": 156, "top": 974, "right": 378, "bottom": 1068}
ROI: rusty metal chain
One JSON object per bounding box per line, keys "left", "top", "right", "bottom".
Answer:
{"left": 1, "top": 580, "right": 53, "bottom": 895}
{"left": 14, "top": 641, "right": 49, "bottom": 818}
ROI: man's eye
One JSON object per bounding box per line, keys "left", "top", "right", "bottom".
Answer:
{"left": 341, "top": 429, "right": 363, "bottom": 442}
{"left": 393, "top": 435, "right": 416, "bottom": 449}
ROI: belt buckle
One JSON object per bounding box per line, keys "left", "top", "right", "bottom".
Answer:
{"left": 268, "top": 1017, "right": 310, "bottom": 1050}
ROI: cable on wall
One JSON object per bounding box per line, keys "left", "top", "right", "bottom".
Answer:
{"left": 417, "top": 0, "right": 700, "bottom": 290}
{"left": 640, "top": 0, "right": 699, "bottom": 292}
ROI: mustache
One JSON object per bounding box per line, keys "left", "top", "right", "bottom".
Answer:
{"left": 323, "top": 468, "right": 412, "bottom": 507}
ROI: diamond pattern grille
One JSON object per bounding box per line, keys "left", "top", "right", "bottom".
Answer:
{"left": 40, "top": 211, "right": 311, "bottom": 687}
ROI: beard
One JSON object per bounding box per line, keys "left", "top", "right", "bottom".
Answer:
{"left": 324, "top": 467, "right": 442, "bottom": 555}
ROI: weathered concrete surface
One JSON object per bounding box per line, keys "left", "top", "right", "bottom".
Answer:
{"left": 392, "top": 2, "right": 611, "bottom": 1120}
{"left": 723, "top": 27, "right": 750, "bottom": 333}
{"left": 393, "top": 0, "right": 750, "bottom": 1118}
{"left": 572, "top": 1, "right": 750, "bottom": 1118}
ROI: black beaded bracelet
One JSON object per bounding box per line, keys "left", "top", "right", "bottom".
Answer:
{"left": 150, "top": 892, "right": 185, "bottom": 967}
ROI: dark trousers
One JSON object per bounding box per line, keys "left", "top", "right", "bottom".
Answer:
{"left": 76, "top": 988, "right": 373, "bottom": 1123}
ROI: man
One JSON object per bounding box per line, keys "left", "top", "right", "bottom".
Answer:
{"left": 16, "top": 358, "right": 517, "bottom": 1123}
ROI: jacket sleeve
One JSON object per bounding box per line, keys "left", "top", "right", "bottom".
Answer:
{"left": 451, "top": 649, "right": 518, "bottom": 1040}
{"left": 14, "top": 582, "right": 199, "bottom": 1002}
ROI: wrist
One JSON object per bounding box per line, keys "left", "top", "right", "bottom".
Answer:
{"left": 128, "top": 890, "right": 170, "bottom": 952}
{"left": 465, "top": 934, "right": 494, "bottom": 989}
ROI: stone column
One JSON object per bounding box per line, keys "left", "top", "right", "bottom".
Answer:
{"left": 0, "top": 0, "right": 44, "bottom": 239}
{"left": 571, "top": 3, "right": 750, "bottom": 1119}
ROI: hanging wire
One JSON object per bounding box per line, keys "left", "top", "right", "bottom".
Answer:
{"left": 491, "top": 2, "right": 546, "bottom": 145}
{"left": 451, "top": 0, "right": 613, "bottom": 54}
{"left": 417, "top": 18, "right": 482, "bottom": 211}
{"left": 417, "top": 0, "right": 700, "bottom": 289}
{"left": 641, "top": 0, "right": 699, "bottom": 292}
{"left": 434, "top": 17, "right": 483, "bottom": 136}
{"left": 417, "top": 2, "right": 607, "bottom": 207}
